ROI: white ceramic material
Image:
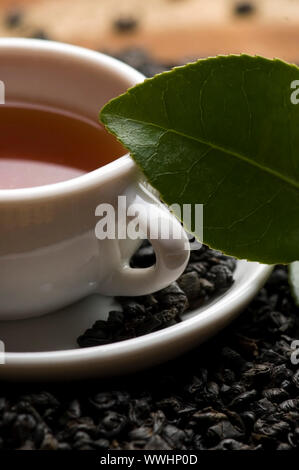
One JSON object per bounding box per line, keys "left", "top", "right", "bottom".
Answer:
{"left": 0, "top": 38, "right": 190, "bottom": 320}
{"left": 0, "top": 261, "right": 273, "bottom": 381}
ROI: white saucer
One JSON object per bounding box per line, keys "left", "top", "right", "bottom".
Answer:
{"left": 0, "top": 260, "right": 273, "bottom": 381}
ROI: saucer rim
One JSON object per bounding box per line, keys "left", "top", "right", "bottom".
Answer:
{"left": 3, "top": 263, "right": 273, "bottom": 371}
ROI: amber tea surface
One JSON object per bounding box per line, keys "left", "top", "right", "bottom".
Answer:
{"left": 0, "top": 103, "right": 125, "bottom": 189}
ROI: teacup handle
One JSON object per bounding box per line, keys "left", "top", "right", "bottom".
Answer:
{"left": 99, "top": 189, "right": 190, "bottom": 296}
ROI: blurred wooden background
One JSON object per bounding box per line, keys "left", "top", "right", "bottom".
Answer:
{"left": 1, "top": 0, "right": 299, "bottom": 63}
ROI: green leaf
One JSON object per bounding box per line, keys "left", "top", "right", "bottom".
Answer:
{"left": 100, "top": 55, "right": 299, "bottom": 264}
{"left": 289, "top": 262, "right": 299, "bottom": 306}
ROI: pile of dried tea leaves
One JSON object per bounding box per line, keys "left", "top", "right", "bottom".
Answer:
{"left": 78, "top": 241, "right": 236, "bottom": 347}
{"left": 0, "top": 264, "right": 298, "bottom": 450}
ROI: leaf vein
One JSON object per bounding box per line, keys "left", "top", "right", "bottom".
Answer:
{"left": 106, "top": 114, "right": 299, "bottom": 192}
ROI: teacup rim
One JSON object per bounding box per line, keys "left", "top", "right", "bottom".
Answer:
{"left": 0, "top": 38, "right": 144, "bottom": 202}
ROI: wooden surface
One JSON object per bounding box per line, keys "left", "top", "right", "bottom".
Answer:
{"left": 1, "top": 0, "right": 299, "bottom": 63}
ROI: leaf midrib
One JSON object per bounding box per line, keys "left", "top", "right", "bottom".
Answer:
{"left": 105, "top": 113, "right": 299, "bottom": 193}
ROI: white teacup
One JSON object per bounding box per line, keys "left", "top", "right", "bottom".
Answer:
{"left": 0, "top": 39, "right": 190, "bottom": 320}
